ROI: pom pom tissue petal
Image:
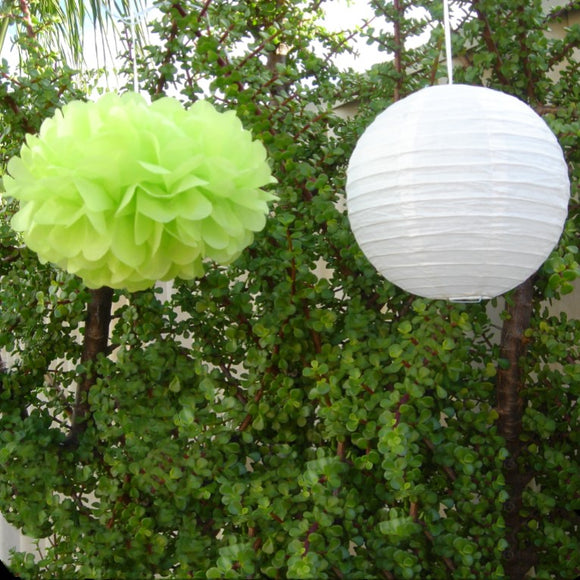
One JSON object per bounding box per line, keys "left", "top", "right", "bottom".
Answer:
{"left": 4, "top": 92, "right": 276, "bottom": 291}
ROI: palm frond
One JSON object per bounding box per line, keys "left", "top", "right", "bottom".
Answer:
{"left": 2, "top": 0, "right": 148, "bottom": 68}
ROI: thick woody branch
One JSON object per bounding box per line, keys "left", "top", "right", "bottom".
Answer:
{"left": 496, "top": 277, "right": 537, "bottom": 579}
{"left": 64, "top": 286, "right": 113, "bottom": 447}
{"left": 497, "top": 279, "right": 533, "bottom": 443}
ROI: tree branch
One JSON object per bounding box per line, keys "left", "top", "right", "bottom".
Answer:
{"left": 392, "top": 0, "right": 404, "bottom": 101}
{"left": 19, "top": 0, "right": 35, "bottom": 38}
{"left": 497, "top": 279, "right": 533, "bottom": 443}
{"left": 496, "top": 277, "right": 537, "bottom": 579}
{"left": 63, "top": 286, "right": 113, "bottom": 448}
{"left": 154, "top": 6, "right": 180, "bottom": 95}
{"left": 471, "top": 0, "right": 511, "bottom": 87}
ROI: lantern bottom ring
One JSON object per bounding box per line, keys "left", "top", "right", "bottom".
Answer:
{"left": 448, "top": 296, "right": 485, "bottom": 304}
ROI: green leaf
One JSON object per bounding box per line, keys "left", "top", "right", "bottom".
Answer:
{"left": 389, "top": 344, "right": 403, "bottom": 359}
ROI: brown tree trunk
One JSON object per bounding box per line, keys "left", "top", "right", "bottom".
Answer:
{"left": 496, "top": 277, "right": 537, "bottom": 578}
{"left": 64, "top": 286, "right": 114, "bottom": 447}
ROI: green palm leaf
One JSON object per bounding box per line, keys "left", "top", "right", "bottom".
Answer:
{"left": 1, "top": 0, "right": 147, "bottom": 67}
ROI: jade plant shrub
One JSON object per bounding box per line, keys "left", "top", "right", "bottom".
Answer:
{"left": 1, "top": 0, "right": 579, "bottom": 579}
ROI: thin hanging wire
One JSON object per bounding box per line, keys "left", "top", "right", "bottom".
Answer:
{"left": 442, "top": 0, "right": 453, "bottom": 84}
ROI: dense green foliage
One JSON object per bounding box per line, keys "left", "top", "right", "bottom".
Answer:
{"left": 0, "top": 0, "right": 579, "bottom": 578}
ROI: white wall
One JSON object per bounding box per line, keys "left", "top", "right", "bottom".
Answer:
{"left": 0, "top": 514, "right": 43, "bottom": 565}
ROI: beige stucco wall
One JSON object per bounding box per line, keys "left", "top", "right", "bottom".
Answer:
{"left": 547, "top": 7, "right": 580, "bottom": 319}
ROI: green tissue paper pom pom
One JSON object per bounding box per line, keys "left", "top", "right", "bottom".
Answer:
{"left": 3, "top": 92, "right": 276, "bottom": 291}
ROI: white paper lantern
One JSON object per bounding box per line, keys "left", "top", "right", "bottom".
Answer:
{"left": 346, "top": 84, "right": 570, "bottom": 301}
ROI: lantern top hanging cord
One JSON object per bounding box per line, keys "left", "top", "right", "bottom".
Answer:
{"left": 443, "top": 0, "right": 453, "bottom": 84}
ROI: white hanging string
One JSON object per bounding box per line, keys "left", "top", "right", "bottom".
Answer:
{"left": 442, "top": 0, "right": 453, "bottom": 84}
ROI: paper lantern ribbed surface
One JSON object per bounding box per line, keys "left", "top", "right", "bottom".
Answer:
{"left": 346, "top": 84, "right": 570, "bottom": 300}
{"left": 4, "top": 92, "right": 276, "bottom": 291}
